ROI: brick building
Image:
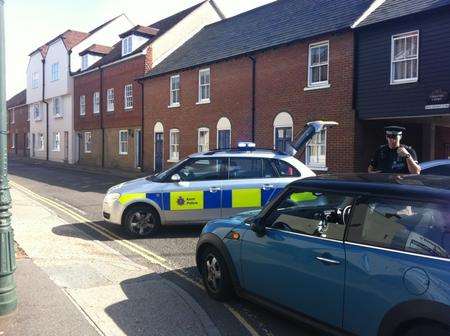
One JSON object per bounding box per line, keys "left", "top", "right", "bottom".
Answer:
{"left": 73, "top": 1, "right": 224, "bottom": 171}
{"left": 7, "top": 90, "right": 29, "bottom": 157}
{"left": 141, "top": 0, "right": 373, "bottom": 174}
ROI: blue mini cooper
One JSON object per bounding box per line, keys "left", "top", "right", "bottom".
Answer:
{"left": 196, "top": 174, "right": 450, "bottom": 336}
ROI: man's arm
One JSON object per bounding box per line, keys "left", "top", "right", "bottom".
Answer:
{"left": 368, "top": 148, "right": 381, "bottom": 173}
{"left": 398, "top": 147, "right": 421, "bottom": 174}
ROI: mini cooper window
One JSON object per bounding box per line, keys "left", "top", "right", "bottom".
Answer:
{"left": 265, "top": 189, "right": 353, "bottom": 241}
{"left": 347, "top": 199, "right": 450, "bottom": 259}
{"left": 177, "top": 159, "right": 227, "bottom": 182}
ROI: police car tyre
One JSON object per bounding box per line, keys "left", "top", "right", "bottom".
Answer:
{"left": 401, "top": 321, "right": 450, "bottom": 336}
{"left": 200, "top": 246, "right": 234, "bottom": 301}
{"left": 123, "top": 204, "right": 160, "bottom": 237}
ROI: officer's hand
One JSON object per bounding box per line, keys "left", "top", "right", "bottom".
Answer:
{"left": 397, "top": 146, "right": 410, "bottom": 158}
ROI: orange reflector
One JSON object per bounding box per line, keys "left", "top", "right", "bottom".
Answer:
{"left": 230, "top": 231, "right": 240, "bottom": 240}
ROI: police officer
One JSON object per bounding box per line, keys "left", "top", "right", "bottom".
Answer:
{"left": 368, "top": 126, "right": 421, "bottom": 174}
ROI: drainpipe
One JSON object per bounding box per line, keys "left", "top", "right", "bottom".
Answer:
{"left": 248, "top": 55, "right": 256, "bottom": 142}
{"left": 137, "top": 79, "right": 144, "bottom": 172}
{"left": 100, "top": 67, "right": 105, "bottom": 168}
{"left": 42, "top": 58, "right": 49, "bottom": 161}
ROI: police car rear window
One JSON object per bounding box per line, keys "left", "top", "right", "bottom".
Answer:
{"left": 273, "top": 160, "right": 300, "bottom": 177}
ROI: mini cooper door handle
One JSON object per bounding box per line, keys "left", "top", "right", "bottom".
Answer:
{"left": 316, "top": 256, "right": 341, "bottom": 265}
{"left": 209, "top": 187, "right": 221, "bottom": 193}
{"left": 262, "top": 184, "right": 274, "bottom": 190}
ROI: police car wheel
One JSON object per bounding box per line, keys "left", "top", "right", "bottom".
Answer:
{"left": 124, "top": 205, "right": 160, "bottom": 237}
{"left": 200, "top": 246, "right": 233, "bottom": 301}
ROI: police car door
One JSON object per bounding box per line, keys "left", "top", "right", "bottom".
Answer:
{"left": 161, "top": 158, "right": 226, "bottom": 223}
{"left": 221, "top": 157, "right": 278, "bottom": 218}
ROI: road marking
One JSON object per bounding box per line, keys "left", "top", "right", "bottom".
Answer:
{"left": 10, "top": 181, "right": 261, "bottom": 336}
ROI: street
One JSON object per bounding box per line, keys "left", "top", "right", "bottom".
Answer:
{"left": 8, "top": 159, "right": 325, "bottom": 336}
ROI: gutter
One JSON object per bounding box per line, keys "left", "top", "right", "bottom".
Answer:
{"left": 100, "top": 67, "right": 105, "bottom": 168}
{"left": 248, "top": 55, "right": 256, "bottom": 142}
{"left": 137, "top": 79, "right": 145, "bottom": 172}
{"left": 42, "top": 58, "right": 49, "bottom": 161}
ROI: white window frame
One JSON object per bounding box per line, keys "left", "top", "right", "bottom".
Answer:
{"left": 197, "top": 68, "right": 210, "bottom": 104}
{"left": 390, "top": 31, "right": 419, "bottom": 85}
{"left": 169, "top": 75, "right": 180, "bottom": 107}
{"left": 84, "top": 132, "right": 92, "bottom": 153}
{"left": 119, "top": 130, "right": 128, "bottom": 155}
{"left": 32, "top": 103, "right": 41, "bottom": 121}
{"left": 32, "top": 72, "right": 39, "bottom": 89}
{"left": 169, "top": 129, "right": 180, "bottom": 162}
{"left": 26, "top": 133, "right": 30, "bottom": 149}
{"left": 306, "top": 130, "right": 327, "bottom": 170}
{"left": 10, "top": 109, "right": 14, "bottom": 124}
{"left": 80, "top": 95, "right": 86, "bottom": 116}
{"left": 52, "top": 132, "right": 60, "bottom": 152}
{"left": 51, "top": 62, "right": 59, "bottom": 82}
{"left": 53, "top": 97, "right": 62, "bottom": 118}
{"left": 307, "top": 41, "right": 330, "bottom": 88}
{"left": 122, "top": 36, "right": 133, "bottom": 56}
{"left": 38, "top": 133, "right": 44, "bottom": 151}
{"left": 81, "top": 55, "right": 89, "bottom": 70}
{"left": 124, "top": 84, "right": 133, "bottom": 110}
{"left": 10, "top": 133, "right": 15, "bottom": 149}
{"left": 198, "top": 127, "right": 210, "bottom": 152}
{"left": 93, "top": 92, "right": 100, "bottom": 114}
{"left": 107, "top": 88, "right": 115, "bottom": 112}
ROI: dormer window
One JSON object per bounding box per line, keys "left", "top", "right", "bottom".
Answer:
{"left": 81, "top": 55, "right": 89, "bottom": 70}
{"left": 122, "top": 36, "right": 133, "bottom": 56}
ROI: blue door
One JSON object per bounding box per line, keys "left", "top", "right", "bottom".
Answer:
{"left": 241, "top": 189, "right": 353, "bottom": 328}
{"left": 218, "top": 130, "right": 231, "bottom": 149}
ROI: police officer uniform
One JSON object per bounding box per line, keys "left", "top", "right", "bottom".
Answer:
{"left": 369, "top": 126, "right": 418, "bottom": 174}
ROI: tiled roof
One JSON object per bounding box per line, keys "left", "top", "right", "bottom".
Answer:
{"left": 6, "top": 89, "right": 26, "bottom": 109}
{"left": 78, "top": 1, "right": 206, "bottom": 73}
{"left": 79, "top": 44, "right": 113, "bottom": 56}
{"left": 29, "top": 29, "right": 89, "bottom": 57}
{"left": 143, "top": 0, "right": 373, "bottom": 79}
{"left": 357, "top": 0, "right": 450, "bottom": 27}
{"left": 119, "top": 25, "right": 159, "bottom": 38}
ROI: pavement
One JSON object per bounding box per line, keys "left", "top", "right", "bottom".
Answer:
{"left": 1, "top": 186, "right": 221, "bottom": 336}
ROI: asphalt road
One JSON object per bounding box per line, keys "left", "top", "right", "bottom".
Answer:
{"left": 9, "top": 159, "right": 327, "bottom": 336}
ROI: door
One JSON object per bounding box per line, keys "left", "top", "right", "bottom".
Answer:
{"left": 274, "top": 127, "right": 292, "bottom": 152}
{"left": 64, "top": 131, "right": 69, "bottom": 162}
{"left": 218, "top": 130, "right": 231, "bottom": 149}
{"left": 32, "top": 134, "right": 35, "bottom": 157}
{"left": 221, "top": 157, "right": 279, "bottom": 218}
{"left": 161, "top": 158, "right": 227, "bottom": 223}
{"left": 154, "top": 132, "right": 163, "bottom": 173}
{"left": 241, "top": 188, "right": 352, "bottom": 328}
{"left": 135, "top": 129, "right": 142, "bottom": 169}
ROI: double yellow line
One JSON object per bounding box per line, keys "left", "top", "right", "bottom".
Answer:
{"left": 10, "top": 180, "right": 260, "bottom": 336}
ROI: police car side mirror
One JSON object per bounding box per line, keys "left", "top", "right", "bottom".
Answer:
{"left": 171, "top": 174, "right": 181, "bottom": 183}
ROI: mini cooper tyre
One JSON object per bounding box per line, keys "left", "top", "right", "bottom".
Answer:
{"left": 200, "top": 246, "right": 234, "bottom": 301}
{"left": 123, "top": 205, "right": 161, "bottom": 237}
{"left": 402, "top": 321, "right": 450, "bottom": 336}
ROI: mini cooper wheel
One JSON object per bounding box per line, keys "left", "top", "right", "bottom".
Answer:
{"left": 124, "top": 205, "right": 160, "bottom": 237}
{"left": 200, "top": 246, "right": 233, "bottom": 301}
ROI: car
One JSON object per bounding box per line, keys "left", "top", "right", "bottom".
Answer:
{"left": 102, "top": 121, "right": 337, "bottom": 236}
{"left": 196, "top": 173, "right": 450, "bottom": 336}
{"left": 420, "top": 159, "right": 450, "bottom": 176}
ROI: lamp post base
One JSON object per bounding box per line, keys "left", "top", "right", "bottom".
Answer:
{"left": 0, "top": 274, "right": 17, "bottom": 315}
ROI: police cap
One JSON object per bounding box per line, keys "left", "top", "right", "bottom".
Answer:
{"left": 385, "top": 126, "right": 406, "bottom": 136}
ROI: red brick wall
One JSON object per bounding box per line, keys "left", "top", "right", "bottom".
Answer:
{"left": 8, "top": 105, "right": 30, "bottom": 156}
{"left": 143, "top": 31, "right": 357, "bottom": 173}
{"left": 74, "top": 70, "right": 101, "bottom": 131}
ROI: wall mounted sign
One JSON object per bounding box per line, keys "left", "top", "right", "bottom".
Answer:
{"left": 425, "top": 89, "right": 449, "bottom": 110}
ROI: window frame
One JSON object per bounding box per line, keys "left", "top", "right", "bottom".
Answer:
{"left": 53, "top": 97, "right": 62, "bottom": 118}
{"left": 51, "top": 62, "right": 60, "bottom": 82}
{"left": 10, "top": 132, "right": 15, "bottom": 149}
{"left": 119, "top": 130, "right": 128, "bottom": 155}
{"left": 52, "top": 132, "right": 60, "bottom": 152}
{"left": 390, "top": 30, "right": 419, "bottom": 85}
{"left": 93, "top": 91, "right": 100, "bottom": 114}
{"left": 124, "top": 84, "right": 133, "bottom": 110}
{"left": 38, "top": 133, "right": 45, "bottom": 151}
{"left": 10, "top": 109, "right": 14, "bottom": 124}
{"left": 32, "top": 103, "right": 41, "bottom": 121}
{"left": 198, "top": 68, "right": 211, "bottom": 104}
{"left": 32, "top": 72, "right": 39, "bottom": 89}
{"left": 197, "top": 127, "right": 210, "bottom": 153}
{"left": 306, "top": 129, "right": 327, "bottom": 170}
{"left": 169, "top": 75, "right": 180, "bottom": 107}
{"left": 169, "top": 129, "right": 180, "bottom": 162}
{"left": 84, "top": 131, "right": 92, "bottom": 153}
{"left": 107, "top": 88, "right": 115, "bottom": 112}
{"left": 122, "top": 36, "right": 133, "bottom": 56}
{"left": 81, "top": 55, "right": 89, "bottom": 70}
{"left": 308, "top": 41, "right": 330, "bottom": 88}
{"left": 79, "top": 95, "right": 86, "bottom": 116}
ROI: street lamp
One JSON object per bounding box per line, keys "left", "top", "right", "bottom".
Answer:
{"left": 0, "top": 0, "right": 17, "bottom": 316}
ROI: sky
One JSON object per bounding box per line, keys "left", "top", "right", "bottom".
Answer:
{"left": 4, "top": 0, "right": 274, "bottom": 100}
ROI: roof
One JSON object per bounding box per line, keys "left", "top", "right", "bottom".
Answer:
{"left": 77, "top": 1, "right": 206, "bottom": 74}
{"left": 119, "top": 25, "right": 159, "bottom": 39}
{"left": 357, "top": 0, "right": 450, "bottom": 27}
{"left": 79, "top": 44, "right": 113, "bottom": 56}
{"left": 190, "top": 148, "right": 289, "bottom": 158}
{"left": 6, "top": 89, "right": 26, "bottom": 109}
{"left": 291, "top": 173, "right": 450, "bottom": 202}
{"left": 143, "top": 0, "right": 373, "bottom": 79}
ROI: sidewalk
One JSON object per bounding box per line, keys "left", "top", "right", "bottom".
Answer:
{"left": 2, "top": 186, "right": 221, "bottom": 336}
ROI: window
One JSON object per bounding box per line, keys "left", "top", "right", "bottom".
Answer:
{"left": 229, "top": 158, "right": 271, "bottom": 179}
{"left": 347, "top": 198, "right": 450, "bottom": 259}
{"left": 275, "top": 127, "right": 292, "bottom": 152}
{"left": 272, "top": 159, "right": 301, "bottom": 177}
{"left": 169, "top": 75, "right": 180, "bottom": 107}
{"left": 198, "top": 68, "right": 210, "bottom": 103}
{"left": 306, "top": 130, "right": 327, "bottom": 168}
{"left": 10, "top": 133, "right": 15, "bottom": 149}
{"left": 308, "top": 41, "right": 329, "bottom": 87}
{"left": 38, "top": 133, "right": 44, "bottom": 150}
{"left": 124, "top": 84, "right": 133, "bottom": 109}
{"left": 265, "top": 189, "right": 352, "bottom": 241}
{"left": 391, "top": 31, "right": 419, "bottom": 84}
{"left": 81, "top": 55, "right": 89, "bottom": 70}
{"left": 32, "top": 72, "right": 39, "bottom": 89}
{"left": 52, "top": 132, "right": 60, "bottom": 151}
{"left": 176, "top": 158, "right": 227, "bottom": 182}
{"left": 51, "top": 62, "right": 59, "bottom": 81}
{"left": 122, "top": 36, "right": 133, "bottom": 56}
{"left": 26, "top": 133, "right": 30, "bottom": 149}
{"left": 32, "top": 104, "right": 41, "bottom": 121}
{"left": 10, "top": 109, "right": 14, "bottom": 124}
{"left": 84, "top": 132, "right": 92, "bottom": 153}
{"left": 107, "top": 89, "right": 114, "bottom": 112}
{"left": 119, "top": 130, "right": 128, "bottom": 155}
{"left": 169, "top": 129, "right": 180, "bottom": 162}
{"left": 93, "top": 92, "right": 100, "bottom": 114}
{"left": 217, "top": 117, "right": 231, "bottom": 149}
{"left": 53, "top": 97, "right": 62, "bottom": 118}
{"left": 79, "top": 95, "right": 86, "bottom": 116}
{"left": 198, "top": 128, "right": 209, "bottom": 152}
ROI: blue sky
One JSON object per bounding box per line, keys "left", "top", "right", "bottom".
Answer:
{"left": 4, "top": 0, "right": 274, "bottom": 99}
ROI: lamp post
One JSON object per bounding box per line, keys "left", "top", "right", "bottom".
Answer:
{"left": 0, "top": 0, "right": 17, "bottom": 316}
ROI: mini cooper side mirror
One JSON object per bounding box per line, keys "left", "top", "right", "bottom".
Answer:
{"left": 171, "top": 174, "right": 181, "bottom": 183}
{"left": 250, "top": 218, "right": 266, "bottom": 237}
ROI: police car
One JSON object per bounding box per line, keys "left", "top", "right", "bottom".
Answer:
{"left": 102, "top": 121, "right": 337, "bottom": 236}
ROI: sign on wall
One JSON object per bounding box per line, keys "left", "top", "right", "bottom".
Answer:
{"left": 425, "top": 89, "right": 450, "bottom": 110}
